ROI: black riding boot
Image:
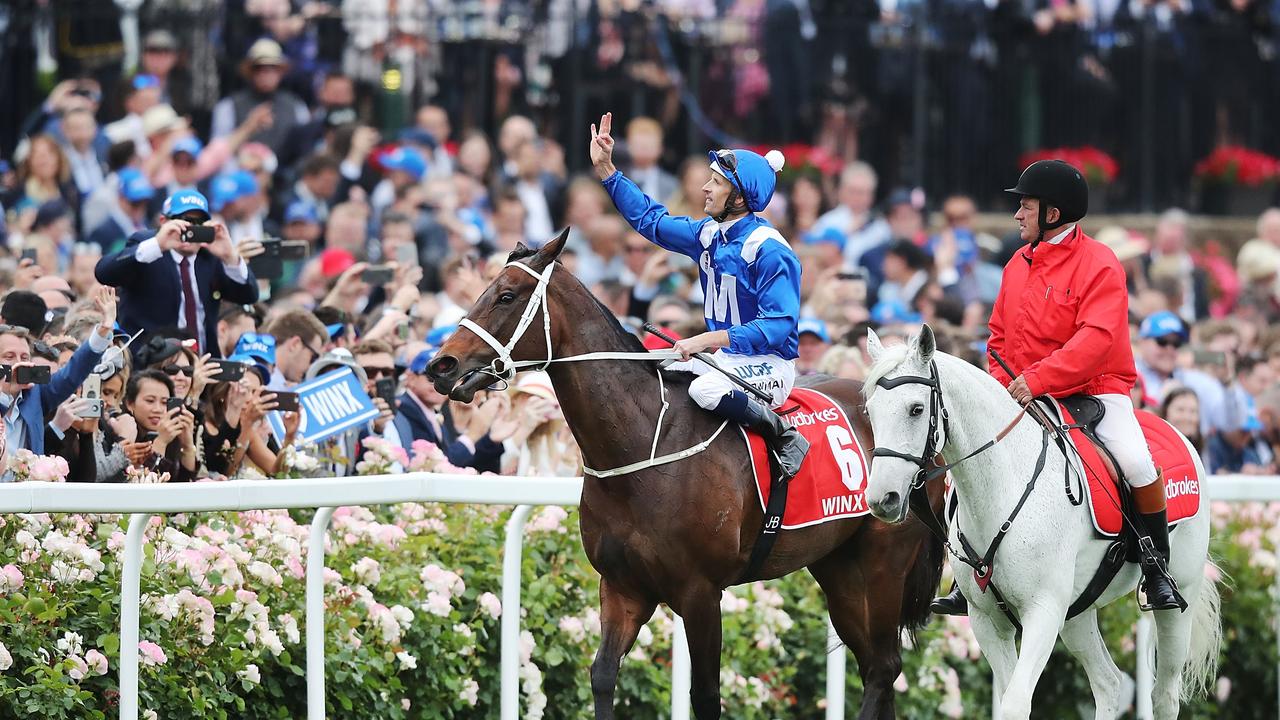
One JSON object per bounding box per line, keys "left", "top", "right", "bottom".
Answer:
{"left": 930, "top": 583, "right": 968, "bottom": 616}
{"left": 1139, "top": 509, "right": 1185, "bottom": 612}
{"left": 714, "top": 391, "right": 810, "bottom": 479}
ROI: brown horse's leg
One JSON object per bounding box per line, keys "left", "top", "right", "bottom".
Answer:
{"left": 591, "top": 579, "right": 656, "bottom": 720}
{"left": 810, "top": 543, "right": 908, "bottom": 720}
{"left": 671, "top": 585, "right": 724, "bottom": 720}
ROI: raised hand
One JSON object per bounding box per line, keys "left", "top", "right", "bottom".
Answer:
{"left": 589, "top": 112, "right": 617, "bottom": 181}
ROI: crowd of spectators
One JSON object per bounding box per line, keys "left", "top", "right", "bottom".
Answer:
{"left": 0, "top": 4, "right": 1277, "bottom": 483}
{"left": 4, "top": 1, "right": 1279, "bottom": 211}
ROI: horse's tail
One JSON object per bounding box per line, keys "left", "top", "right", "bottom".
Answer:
{"left": 898, "top": 519, "right": 946, "bottom": 640}
{"left": 1181, "top": 560, "right": 1224, "bottom": 701}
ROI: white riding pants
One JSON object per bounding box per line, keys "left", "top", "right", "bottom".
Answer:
{"left": 1093, "top": 393, "right": 1158, "bottom": 488}
{"left": 681, "top": 350, "right": 796, "bottom": 411}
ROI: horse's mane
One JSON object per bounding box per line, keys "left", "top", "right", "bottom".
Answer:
{"left": 861, "top": 343, "right": 912, "bottom": 398}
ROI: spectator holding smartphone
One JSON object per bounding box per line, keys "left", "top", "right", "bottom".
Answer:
{"left": 203, "top": 362, "right": 299, "bottom": 478}
{"left": 0, "top": 287, "right": 118, "bottom": 478}
{"left": 94, "top": 188, "right": 259, "bottom": 357}
{"left": 121, "top": 369, "right": 197, "bottom": 482}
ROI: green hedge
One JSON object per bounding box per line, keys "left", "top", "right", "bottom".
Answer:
{"left": 0, "top": 499, "right": 1269, "bottom": 718}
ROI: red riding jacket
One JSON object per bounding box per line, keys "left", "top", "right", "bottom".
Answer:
{"left": 987, "top": 226, "right": 1137, "bottom": 398}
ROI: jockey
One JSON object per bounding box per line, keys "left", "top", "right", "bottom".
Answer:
{"left": 932, "top": 159, "right": 1182, "bottom": 616}
{"left": 589, "top": 112, "right": 809, "bottom": 479}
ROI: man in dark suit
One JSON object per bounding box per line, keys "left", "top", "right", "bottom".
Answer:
{"left": 396, "top": 348, "right": 506, "bottom": 471}
{"left": 94, "top": 189, "right": 259, "bottom": 357}
{"left": 0, "top": 287, "right": 117, "bottom": 467}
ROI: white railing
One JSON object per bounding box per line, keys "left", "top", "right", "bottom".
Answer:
{"left": 0, "top": 473, "right": 851, "bottom": 720}
{"left": 1, "top": 474, "right": 1272, "bottom": 720}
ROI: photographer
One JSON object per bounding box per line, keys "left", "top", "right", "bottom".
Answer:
{"left": 93, "top": 188, "right": 260, "bottom": 357}
{"left": 121, "top": 369, "right": 198, "bottom": 483}
{"left": 203, "top": 360, "right": 299, "bottom": 478}
{"left": 0, "top": 287, "right": 117, "bottom": 477}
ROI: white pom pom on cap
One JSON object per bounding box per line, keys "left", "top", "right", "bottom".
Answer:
{"left": 764, "top": 149, "right": 785, "bottom": 172}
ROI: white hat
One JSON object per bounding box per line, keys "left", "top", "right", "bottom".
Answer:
{"left": 142, "top": 104, "right": 184, "bottom": 137}
{"left": 513, "top": 371, "right": 556, "bottom": 401}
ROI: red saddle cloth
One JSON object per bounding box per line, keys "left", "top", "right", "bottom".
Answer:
{"left": 744, "top": 388, "right": 871, "bottom": 529}
{"left": 1057, "top": 403, "right": 1202, "bottom": 537}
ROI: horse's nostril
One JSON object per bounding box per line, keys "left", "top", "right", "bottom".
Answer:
{"left": 428, "top": 355, "right": 458, "bottom": 378}
{"left": 882, "top": 491, "right": 901, "bottom": 510}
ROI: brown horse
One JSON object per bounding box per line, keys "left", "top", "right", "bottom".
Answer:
{"left": 428, "top": 229, "right": 944, "bottom": 719}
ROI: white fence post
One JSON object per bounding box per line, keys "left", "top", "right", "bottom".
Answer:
{"left": 500, "top": 505, "right": 534, "bottom": 720}
{"left": 671, "top": 615, "right": 691, "bottom": 720}
{"left": 119, "top": 513, "right": 152, "bottom": 720}
{"left": 306, "top": 507, "right": 336, "bottom": 720}
{"left": 1135, "top": 614, "right": 1154, "bottom": 720}
{"left": 825, "top": 616, "right": 846, "bottom": 719}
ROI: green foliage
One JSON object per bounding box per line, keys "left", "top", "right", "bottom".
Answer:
{"left": 0, "top": 502, "right": 1267, "bottom": 718}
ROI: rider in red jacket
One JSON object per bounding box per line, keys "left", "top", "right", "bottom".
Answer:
{"left": 932, "top": 160, "right": 1183, "bottom": 616}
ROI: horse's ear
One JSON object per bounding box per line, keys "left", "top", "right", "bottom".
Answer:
{"left": 532, "top": 226, "right": 571, "bottom": 268}
{"left": 866, "top": 328, "right": 885, "bottom": 363}
{"left": 913, "top": 324, "right": 937, "bottom": 364}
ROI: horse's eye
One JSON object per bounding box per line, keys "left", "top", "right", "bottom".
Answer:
{"left": 498, "top": 291, "right": 516, "bottom": 304}
{"left": 909, "top": 404, "right": 924, "bottom": 417}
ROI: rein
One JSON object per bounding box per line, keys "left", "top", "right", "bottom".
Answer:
{"left": 458, "top": 259, "right": 725, "bottom": 478}
{"left": 871, "top": 360, "right": 1047, "bottom": 626}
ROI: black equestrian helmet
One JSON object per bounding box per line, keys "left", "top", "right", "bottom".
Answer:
{"left": 1005, "top": 159, "right": 1089, "bottom": 226}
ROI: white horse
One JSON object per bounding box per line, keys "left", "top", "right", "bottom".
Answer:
{"left": 860, "top": 325, "right": 1221, "bottom": 720}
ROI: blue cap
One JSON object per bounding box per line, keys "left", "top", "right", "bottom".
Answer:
{"left": 398, "top": 127, "right": 439, "bottom": 150}
{"left": 117, "top": 168, "right": 156, "bottom": 202}
{"left": 0, "top": 160, "right": 12, "bottom": 175}
{"left": 131, "top": 74, "right": 160, "bottom": 91}
{"left": 210, "top": 174, "right": 240, "bottom": 212}
{"left": 285, "top": 201, "right": 319, "bottom": 225}
{"left": 708, "top": 148, "right": 785, "bottom": 213}
{"left": 171, "top": 136, "right": 203, "bottom": 158}
{"left": 1139, "top": 311, "right": 1188, "bottom": 341}
{"left": 871, "top": 299, "right": 922, "bottom": 326}
{"left": 426, "top": 324, "right": 456, "bottom": 346}
{"left": 409, "top": 347, "right": 438, "bottom": 374}
{"left": 324, "top": 323, "right": 345, "bottom": 340}
{"left": 232, "top": 169, "right": 259, "bottom": 197}
{"left": 162, "top": 188, "right": 210, "bottom": 219}
{"left": 232, "top": 332, "right": 277, "bottom": 365}
{"left": 797, "top": 317, "right": 830, "bottom": 343}
{"left": 382, "top": 146, "right": 427, "bottom": 181}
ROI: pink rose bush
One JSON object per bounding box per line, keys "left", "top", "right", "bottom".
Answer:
{"left": 0, "top": 494, "right": 1267, "bottom": 717}
{"left": 7, "top": 450, "right": 69, "bottom": 482}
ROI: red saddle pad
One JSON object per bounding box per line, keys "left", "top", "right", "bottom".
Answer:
{"left": 1058, "top": 402, "right": 1202, "bottom": 537}
{"left": 745, "top": 387, "right": 871, "bottom": 529}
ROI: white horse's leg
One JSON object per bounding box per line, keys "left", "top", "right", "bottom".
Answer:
{"left": 1061, "top": 610, "right": 1128, "bottom": 720}
{"left": 970, "top": 610, "right": 1017, "bottom": 707}
{"left": 998, "top": 605, "right": 1065, "bottom": 720}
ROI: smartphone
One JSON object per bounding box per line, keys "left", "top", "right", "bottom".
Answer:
{"left": 396, "top": 320, "right": 409, "bottom": 342}
{"left": 20, "top": 248, "right": 37, "bottom": 263}
{"left": 280, "top": 240, "right": 309, "bottom": 261}
{"left": 362, "top": 265, "right": 395, "bottom": 285}
{"left": 165, "top": 397, "right": 185, "bottom": 412}
{"left": 374, "top": 377, "right": 397, "bottom": 407}
{"left": 248, "top": 239, "right": 284, "bottom": 280}
{"left": 209, "top": 359, "right": 247, "bottom": 383}
{"left": 79, "top": 374, "right": 103, "bottom": 418}
{"left": 273, "top": 391, "right": 300, "bottom": 412}
{"left": 143, "top": 431, "right": 159, "bottom": 442}
{"left": 180, "top": 226, "right": 215, "bottom": 244}
{"left": 13, "top": 365, "right": 51, "bottom": 384}
{"left": 395, "top": 243, "right": 419, "bottom": 267}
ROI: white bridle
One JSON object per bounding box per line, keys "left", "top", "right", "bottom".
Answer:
{"left": 455, "top": 259, "right": 728, "bottom": 478}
